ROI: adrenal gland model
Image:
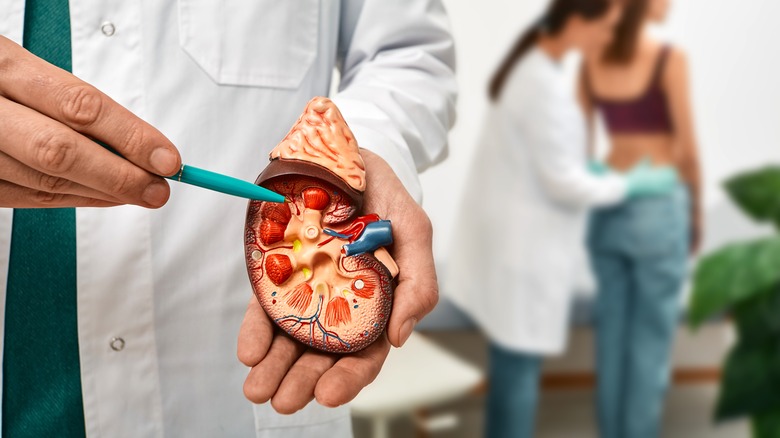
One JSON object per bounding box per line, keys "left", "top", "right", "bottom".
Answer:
{"left": 244, "top": 97, "right": 398, "bottom": 353}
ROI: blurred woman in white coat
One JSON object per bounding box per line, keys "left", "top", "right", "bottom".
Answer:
{"left": 446, "top": 1, "right": 678, "bottom": 436}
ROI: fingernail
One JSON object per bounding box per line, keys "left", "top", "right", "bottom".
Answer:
{"left": 398, "top": 317, "right": 417, "bottom": 347}
{"left": 142, "top": 181, "right": 168, "bottom": 207}
{"left": 150, "top": 148, "right": 179, "bottom": 175}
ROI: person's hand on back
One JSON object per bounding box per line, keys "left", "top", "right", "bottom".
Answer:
{"left": 238, "top": 149, "right": 439, "bottom": 413}
{"left": 0, "top": 36, "right": 181, "bottom": 208}
{"left": 624, "top": 160, "right": 679, "bottom": 198}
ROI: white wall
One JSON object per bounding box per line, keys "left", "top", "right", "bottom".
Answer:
{"left": 419, "top": 0, "right": 780, "bottom": 328}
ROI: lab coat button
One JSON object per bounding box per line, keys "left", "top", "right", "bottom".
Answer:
{"left": 100, "top": 22, "right": 116, "bottom": 37}
{"left": 110, "top": 337, "right": 125, "bottom": 351}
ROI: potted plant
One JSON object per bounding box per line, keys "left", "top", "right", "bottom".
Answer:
{"left": 689, "top": 165, "right": 780, "bottom": 437}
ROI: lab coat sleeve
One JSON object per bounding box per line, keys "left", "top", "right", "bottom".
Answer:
{"left": 504, "top": 80, "right": 627, "bottom": 210}
{"left": 332, "top": 0, "right": 457, "bottom": 202}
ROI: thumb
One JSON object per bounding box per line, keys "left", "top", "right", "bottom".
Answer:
{"left": 385, "top": 210, "right": 439, "bottom": 348}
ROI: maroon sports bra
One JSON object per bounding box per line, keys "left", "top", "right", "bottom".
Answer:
{"left": 586, "top": 45, "right": 674, "bottom": 134}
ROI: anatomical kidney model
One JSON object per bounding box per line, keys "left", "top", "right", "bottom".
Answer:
{"left": 244, "top": 97, "right": 399, "bottom": 354}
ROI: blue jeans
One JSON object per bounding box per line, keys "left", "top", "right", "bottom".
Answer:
{"left": 485, "top": 344, "right": 542, "bottom": 438}
{"left": 587, "top": 187, "right": 690, "bottom": 438}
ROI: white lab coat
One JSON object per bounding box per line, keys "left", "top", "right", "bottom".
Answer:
{"left": 0, "top": 1, "right": 456, "bottom": 436}
{"left": 446, "top": 48, "right": 623, "bottom": 355}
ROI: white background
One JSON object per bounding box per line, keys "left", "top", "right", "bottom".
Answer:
{"left": 419, "top": 0, "right": 780, "bottom": 327}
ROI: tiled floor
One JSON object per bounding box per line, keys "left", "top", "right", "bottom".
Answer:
{"left": 352, "top": 327, "right": 750, "bottom": 438}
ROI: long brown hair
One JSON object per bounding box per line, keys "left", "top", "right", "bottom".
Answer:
{"left": 602, "top": 0, "right": 649, "bottom": 63}
{"left": 489, "top": 0, "right": 615, "bottom": 100}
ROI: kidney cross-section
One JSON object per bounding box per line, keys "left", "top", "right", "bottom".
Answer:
{"left": 245, "top": 173, "right": 396, "bottom": 353}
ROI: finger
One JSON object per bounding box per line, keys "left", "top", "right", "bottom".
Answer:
{"left": 243, "top": 334, "right": 306, "bottom": 404}
{"left": 314, "top": 334, "right": 391, "bottom": 408}
{"left": 361, "top": 149, "right": 440, "bottom": 347}
{"left": 237, "top": 297, "right": 275, "bottom": 367}
{"left": 0, "top": 40, "right": 181, "bottom": 176}
{"left": 271, "top": 351, "right": 337, "bottom": 414}
{"left": 385, "top": 208, "right": 439, "bottom": 348}
{"left": 0, "top": 179, "right": 120, "bottom": 208}
{"left": 0, "top": 97, "right": 170, "bottom": 208}
{"left": 0, "top": 151, "right": 122, "bottom": 203}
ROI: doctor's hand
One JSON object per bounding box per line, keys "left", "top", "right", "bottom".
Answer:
{"left": 0, "top": 37, "right": 181, "bottom": 208}
{"left": 587, "top": 160, "right": 611, "bottom": 176}
{"left": 238, "top": 149, "right": 439, "bottom": 413}
{"left": 624, "top": 161, "right": 679, "bottom": 198}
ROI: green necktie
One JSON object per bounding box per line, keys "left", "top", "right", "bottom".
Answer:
{"left": 3, "top": 0, "right": 86, "bottom": 436}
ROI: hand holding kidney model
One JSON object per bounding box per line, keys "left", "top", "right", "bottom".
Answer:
{"left": 244, "top": 97, "right": 399, "bottom": 353}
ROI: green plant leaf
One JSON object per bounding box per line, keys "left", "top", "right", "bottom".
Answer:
{"left": 752, "top": 409, "right": 780, "bottom": 438}
{"left": 734, "top": 287, "right": 780, "bottom": 348}
{"left": 725, "top": 166, "right": 780, "bottom": 226}
{"left": 689, "top": 236, "right": 780, "bottom": 327}
{"left": 715, "top": 341, "right": 780, "bottom": 421}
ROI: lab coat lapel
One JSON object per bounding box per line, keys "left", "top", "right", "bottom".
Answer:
{"left": 0, "top": 209, "right": 11, "bottom": 426}
{"left": 0, "top": 0, "right": 24, "bottom": 44}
